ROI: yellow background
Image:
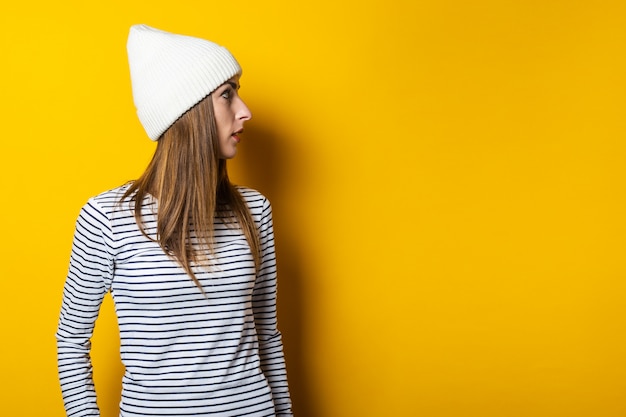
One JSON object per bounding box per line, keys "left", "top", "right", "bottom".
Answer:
{"left": 1, "top": 1, "right": 625, "bottom": 416}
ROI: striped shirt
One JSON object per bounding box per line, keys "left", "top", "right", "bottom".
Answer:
{"left": 56, "top": 185, "right": 293, "bottom": 416}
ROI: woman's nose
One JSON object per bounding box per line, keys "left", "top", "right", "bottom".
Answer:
{"left": 237, "top": 98, "right": 252, "bottom": 121}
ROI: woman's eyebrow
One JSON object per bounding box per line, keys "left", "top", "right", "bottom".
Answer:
{"left": 226, "top": 81, "right": 240, "bottom": 90}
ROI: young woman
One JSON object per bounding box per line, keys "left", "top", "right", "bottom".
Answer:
{"left": 56, "top": 24, "right": 293, "bottom": 417}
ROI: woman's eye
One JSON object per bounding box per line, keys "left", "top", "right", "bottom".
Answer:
{"left": 220, "top": 89, "right": 232, "bottom": 100}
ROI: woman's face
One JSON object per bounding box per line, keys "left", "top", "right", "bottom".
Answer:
{"left": 212, "top": 75, "right": 252, "bottom": 159}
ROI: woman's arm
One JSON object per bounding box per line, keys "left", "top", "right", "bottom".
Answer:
{"left": 251, "top": 197, "right": 293, "bottom": 416}
{"left": 56, "top": 199, "right": 114, "bottom": 417}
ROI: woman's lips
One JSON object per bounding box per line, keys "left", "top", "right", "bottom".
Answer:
{"left": 232, "top": 129, "right": 243, "bottom": 142}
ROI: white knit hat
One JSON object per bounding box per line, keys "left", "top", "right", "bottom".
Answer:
{"left": 127, "top": 24, "right": 241, "bottom": 141}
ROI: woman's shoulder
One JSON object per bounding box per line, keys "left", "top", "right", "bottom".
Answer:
{"left": 235, "top": 186, "right": 272, "bottom": 214}
{"left": 80, "top": 183, "right": 137, "bottom": 218}
{"left": 88, "top": 183, "right": 132, "bottom": 206}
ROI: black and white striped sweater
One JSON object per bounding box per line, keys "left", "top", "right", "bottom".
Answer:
{"left": 56, "top": 184, "right": 292, "bottom": 416}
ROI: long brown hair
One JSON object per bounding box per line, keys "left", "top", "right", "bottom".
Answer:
{"left": 121, "top": 94, "right": 260, "bottom": 291}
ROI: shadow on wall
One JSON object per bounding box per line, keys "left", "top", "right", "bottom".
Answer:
{"left": 235, "top": 122, "right": 317, "bottom": 417}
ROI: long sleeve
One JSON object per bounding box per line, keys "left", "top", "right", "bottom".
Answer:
{"left": 56, "top": 199, "right": 114, "bottom": 417}
{"left": 251, "top": 198, "right": 293, "bottom": 416}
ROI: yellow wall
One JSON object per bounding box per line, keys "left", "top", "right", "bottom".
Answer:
{"left": 1, "top": 1, "right": 625, "bottom": 416}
